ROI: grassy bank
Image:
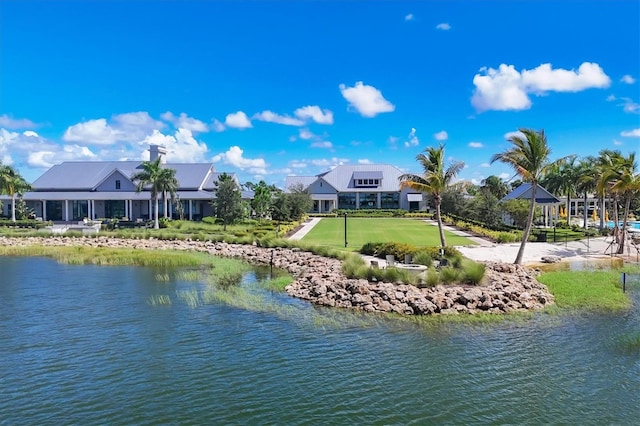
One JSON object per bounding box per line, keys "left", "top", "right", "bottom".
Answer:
{"left": 537, "top": 270, "right": 633, "bottom": 311}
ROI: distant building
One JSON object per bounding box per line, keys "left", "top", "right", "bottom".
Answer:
{"left": 0, "top": 145, "right": 251, "bottom": 222}
{"left": 285, "top": 164, "right": 426, "bottom": 213}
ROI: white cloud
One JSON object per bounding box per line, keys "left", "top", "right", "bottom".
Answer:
{"left": 298, "top": 128, "right": 315, "bottom": 140}
{"left": 472, "top": 65, "right": 531, "bottom": 111}
{"left": 310, "top": 157, "right": 348, "bottom": 167}
{"left": 468, "top": 141, "right": 483, "bottom": 148}
{"left": 339, "top": 81, "right": 395, "bottom": 117}
{"left": 254, "top": 110, "right": 305, "bottom": 126}
{"left": 289, "top": 160, "right": 307, "bottom": 169}
{"left": 0, "top": 114, "right": 36, "bottom": 129}
{"left": 434, "top": 130, "right": 448, "bottom": 141}
{"left": 161, "top": 111, "right": 209, "bottom": 133}
{"left": 522, "top": 62, "right": 611, "bottom": 93}
{"left": 472, "top": 62, "right": 611, "bottom": 112}
{"left": 606, "top": 94, "right": 617, "bottom": 102}
{"left": 63, "top": 111, "right": 163, "bottom": 145}
{"left": 405, "top": 13, "right": 414, "bottom": 21}
{"left": 620, "top": 98, "right": 640, "bottom": 114}
{"left": 621, "top": 75, "right": 636, "bottom": 84}
{"left": 139, "top": 128, "right": 208, "bottom": 163}
{"left": 294, "top": 105, "right": 334, "bottom": 124}
{"left": 63, "top": 118, "right": 121, "bottom": 145}
{"left": 358, "top": 159, "right": 373, "bottom": 164}
{"left": 225, "top": 111, "right": 252, "bottom": 129}
{"left": 613, "top": 139, "right": 623, "bottom": 146}
{"left": 621, "top": 128, "right": 640, "bottom": 137}
{"left": 480, "top": 162, "right": 491, "bottom": 168}
{"left": 499, "top": 173, "right": 511, "bottom": 180}
{"left": 212, "top": 119, "right": 226, "bottom": 132}
{"left": 436, "top": 23, "right": 451, "bottom": 30}
{"left": 310, "top": 141, "right": 333, "bottom": 149}
{"left": 212, "top": 146, "right": 267, "bottom": 174}
{"left": 404, "top": 128, "right": 419, "bottom": 147}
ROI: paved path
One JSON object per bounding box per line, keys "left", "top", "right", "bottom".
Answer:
{"left": 288, "top": 217, "right": 322, "bottom": 240}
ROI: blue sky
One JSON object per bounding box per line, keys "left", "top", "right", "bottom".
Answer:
{"left": 1, "top": 0, "right": 639, "bottom": 187}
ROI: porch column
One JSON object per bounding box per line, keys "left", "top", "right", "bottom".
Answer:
{"left": 64, "top": 200, "right": 69, "bottom": 221}
{"left": 148, "top": 199, "right": 152, "bottom": 218}
{"left": 42, "top": 201, "right": 47, "bottom": 221}
{"left": 377, "top": 193, "right": 381, "bottom": 209}
{"left": 189, "top": 200, "right": 193, "bottom": 220}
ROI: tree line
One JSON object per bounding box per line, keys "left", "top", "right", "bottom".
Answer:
{"left": 400, "top": 128, "right": 640, "bottom": 264}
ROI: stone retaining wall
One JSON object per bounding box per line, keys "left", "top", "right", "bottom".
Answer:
{"left": 0, "top": 236, "right": 554, "bottom": 315}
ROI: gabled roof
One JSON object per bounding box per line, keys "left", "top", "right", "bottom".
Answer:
{"left": 500, "top": 183, "right": 561, "bottom": 204}
{"left": 318, "top": 164, "right": 404, "bottom": 191}
{"left": 32, "top": 161, "right": 142, "bottom": 190}
{"left": 31, "top": 161, "right": 214, "bottom": 192}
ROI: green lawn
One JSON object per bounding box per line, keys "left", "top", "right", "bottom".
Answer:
{"left": 300, "top": 218, "right": 475, "bottom": 251}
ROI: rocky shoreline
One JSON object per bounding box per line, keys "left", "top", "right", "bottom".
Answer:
{"left": 0, "top": 236, "right": 554, "bottom": 315}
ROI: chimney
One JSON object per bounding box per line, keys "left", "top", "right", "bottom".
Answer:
{"left": 149, "top": 144, "right": 167, "bottom": 163}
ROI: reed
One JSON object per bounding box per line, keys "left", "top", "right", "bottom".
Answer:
{"left": 148, "top": 294, "right": 172, "bottom": 306}
{"left": 259, "top": 276, "right": 293, "bottom": 291}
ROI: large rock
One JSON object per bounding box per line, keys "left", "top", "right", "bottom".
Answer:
{"left": 0, "top": 236, "right": 555, "bottom": 316}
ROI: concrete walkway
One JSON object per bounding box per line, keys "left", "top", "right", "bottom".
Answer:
{"left": 288, "top": 217, "right": 322, "bottom": 240}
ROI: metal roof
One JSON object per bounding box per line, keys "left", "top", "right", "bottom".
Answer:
{"left": 311, "top": 164, "right": 405, "bottom": 192}
{"left": 500, "top": 183, "right": 561, "bottom": 204}
{"left": 353, "top": 171, "right": 383, "bottom": 180}
{"left": 30, "top": 161, "right": 214, "bottom": 191}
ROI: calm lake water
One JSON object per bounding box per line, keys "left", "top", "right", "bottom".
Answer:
{"left": 1, "top": 256, "right": 638, "bottom": 425}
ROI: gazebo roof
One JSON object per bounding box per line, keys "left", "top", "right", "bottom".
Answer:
{"left": 500, "top": 183, "right": 561, "bottom": 204}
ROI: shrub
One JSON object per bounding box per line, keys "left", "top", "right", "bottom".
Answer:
{"left": 412, "top": 250, "right": 433, "bottom": 267}
{"left": 555, "top": 220, "right": 569, "bottom": 229}
{"left": 425, "top": 267, "right": 439, "bottom": 287}
{"left": 360, "top": 241, "right": 383, "bottom": 256}
{"left": 460, "top": 260, "right": 486, "bottom": 285}
{"left": 439, "top": 267, "right": 460, "bottom": 284}
{"left": 201, "top": 216, "right": 216, "bottom": 225}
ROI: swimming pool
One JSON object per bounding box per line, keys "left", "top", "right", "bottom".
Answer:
{"left": 607, "top": 220, "right": 640, "bottom": 230}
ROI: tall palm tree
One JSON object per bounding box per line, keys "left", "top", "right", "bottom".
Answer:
{"left": 603, "top": 152, "right": 639, "bottom": 254}
{"left": 131, "top": 158, "right": 178, "bottom": 229}
{"left": 0, "top": 165, "right": 32, "bottom": 222}
{"left": 576, "top": 157, "right": 599, "bottom": 229}
{"left": 541, "top": 155, "right": 578, "bottom": 224}
{"left": 157, "top": 167, "right": 179, "bottom": 219}
{"left": 491, "top": 128, "right": 561, "bottom": 265}
{"left": 399, "top": 144, "right": 465, "bottom": 248}
{"left": 597, "top": 150, "right": 625, "bottom": 242}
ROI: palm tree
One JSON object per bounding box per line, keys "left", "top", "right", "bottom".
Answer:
{"left": 0, "top": 165, "right": 32, "bottom": 222}
{"left": 541, "top": 155, "right": 578, "bottom": 225}
{"left": 131, "top": 158, "right": 177, "bottom": 229}
{"left": 480, "top": 175, "right": 509, "bottom": 199}
{"left": 157, "top": 167, "right": 179, "bottom": 219}
{"left": 491, "top": 128, "right": 560, "bottom": 265}
{"left": 576, "top": 157, "right": 599, "bottom": 229}
{"left": 603, "top": 152, "right": 639, "bottom": 254}
{"left": 399, "top": 144, "right": 465, "bottom": 248}
{"left": 597, "top": 150, "right": 625, "bottom": 242}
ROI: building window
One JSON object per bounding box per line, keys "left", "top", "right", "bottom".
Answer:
{"left": 338, "top": 193, "right": 357, "bottom": 209}
{"left": 381, "top": 192, "right": 399, "bottom": 209}
{"left": 115, "top": 180, "right": 121, "bottom": 190}
{"left": 358, "top": 193, "right": 377, "bottom": 209}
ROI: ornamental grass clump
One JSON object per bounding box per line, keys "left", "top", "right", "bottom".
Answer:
{"left": 460, "top": 259, "right": 486, "bottom": 285}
